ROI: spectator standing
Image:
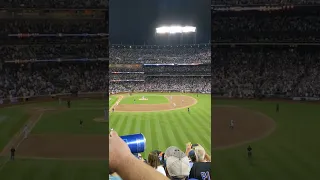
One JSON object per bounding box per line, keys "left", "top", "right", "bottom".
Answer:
{"left": 147, "top": 151, "right": 166, "bottom": 176}
{"left": 164, "top": 146, "right": 190, "bottom": 180}
{"left": 188, "top": 145, "right": 211, "bottom": 180}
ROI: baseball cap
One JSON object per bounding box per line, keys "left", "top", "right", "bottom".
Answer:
{"left": 188, "top": 150, "right": 195, "bottom": 157}
{"left": 165, "top": 146, "right": 190, "bottom": 177}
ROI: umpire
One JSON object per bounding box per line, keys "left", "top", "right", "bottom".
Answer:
{"left": 67, "top": 100, "right": 71, "bottom": 108}
{"left": 10, "top": 147, "right": 16, "bottom": 160}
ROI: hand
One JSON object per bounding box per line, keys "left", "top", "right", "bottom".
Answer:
{"left": 186, "top": 143, "right": 192, "bottom": 150}
{"left": 186, "top": 143, "right": 192, "bottom": 154}
{"left": 109, "top": 130, "right": 132, "bottom": 172}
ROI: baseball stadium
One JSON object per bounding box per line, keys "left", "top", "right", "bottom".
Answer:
{"left": 0, "top": 1, "right": 110, "bottom": 179}
{"left": 212, "top": 2, "right": 320, "bottom": 180}
{"left": 109, "top": 44, "right": 211, "bottom": 161}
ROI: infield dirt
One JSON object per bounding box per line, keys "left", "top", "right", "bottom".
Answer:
{"left": 114, "top": 95, "right": 197, "bottom": 112}
{"left": 213, "top": 106, "right": 275, "bottom": 150}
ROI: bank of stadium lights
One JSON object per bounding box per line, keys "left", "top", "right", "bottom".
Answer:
{"left": 156, "top": 26, "right": 196, "bottom": 34}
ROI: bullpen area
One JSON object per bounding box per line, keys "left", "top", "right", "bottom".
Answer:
{"left": 213, "top": 99, "right": 320, "bottom": 180}
{"left": 0, "top": 98, "right": 109, "bottom": 180}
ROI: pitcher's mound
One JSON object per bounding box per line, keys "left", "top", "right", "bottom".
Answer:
{"left": 93, "top": 117, "right": 108, "bottom": 122}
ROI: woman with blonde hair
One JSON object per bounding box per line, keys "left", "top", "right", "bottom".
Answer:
{"left": 147, "top": 151, "right": 166, "bottom": 176}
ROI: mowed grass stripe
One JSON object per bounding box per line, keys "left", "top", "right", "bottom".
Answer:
{"left": 158, "top": 112, "right": 178, "bottom": 152}
{"left": 110, "top": 94, "right": 211, "bottom": 158}
{"left": 279, "top": 144, "right": 316, "bottom": 177}
{"left": 154, "top": 115, "right": 163, "bottom": 151}
{"left": 167, "top": 111, "right": 187, "bottom": 151}
{"left": 109, "top": 114, "right": 127, "bottom": 132}
{"left": 191, "top": 108, "right": 211, "bottom": 134}
{"left": 262, "top": 145, "right": 303, "bottom": 179}
{"left": 180, "top": 110, "right": 211, "bottom": 151}
{"left": 142, "top": 114, "right": 152, "bottom": 153}
{"left": 118, "top": 115, "right": 134, "bottom": 135}
{"left": 171, "top": 110, "right": 210, "bottom": 152}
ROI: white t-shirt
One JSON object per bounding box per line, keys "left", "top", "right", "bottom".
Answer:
{"left": 156, "top": 166, "right": 166, "bottom": 176}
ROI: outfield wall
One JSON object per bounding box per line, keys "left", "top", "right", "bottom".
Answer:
{"left": 212, "top": 94, "right": 320, "bottom": 103}
{"left": 0, "top": 91, "right": 210, "bottom": 108}
{"left": 0, "top": 92, "right": 108, "bottom": 108}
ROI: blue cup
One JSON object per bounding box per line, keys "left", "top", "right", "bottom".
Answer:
{"left": 120, "top": 133, "right": 146, "bottom": 153}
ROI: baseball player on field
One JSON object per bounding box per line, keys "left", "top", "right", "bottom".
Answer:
{"left": 23, "top": 124, "right": 29, "bottom": 139}
{"left": 230, "top": 120, "right": 235, "bottom": 129}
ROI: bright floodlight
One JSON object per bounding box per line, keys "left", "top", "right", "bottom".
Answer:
{"left": 156, "top": 26, "right": 196, "bottom": 34}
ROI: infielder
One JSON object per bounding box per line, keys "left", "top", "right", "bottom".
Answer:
{"left": 173, "top": 103, "right": 176, "bottom": 108}
{"left": 23, "top": 125, "right": 29, "bottom": 139}
{"left": 230, "top": 120, "right": 234, "bottom": 129}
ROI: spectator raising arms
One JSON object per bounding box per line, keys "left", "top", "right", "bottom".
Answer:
{"left": 109, "top": 130, "right": 169, "bottom": 180}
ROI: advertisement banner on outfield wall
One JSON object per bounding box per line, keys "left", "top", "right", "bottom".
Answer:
{"left": 292, "top": 97, "right": 320, "bottom": 101}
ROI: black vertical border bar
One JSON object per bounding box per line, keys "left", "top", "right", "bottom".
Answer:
{"left": 210, "top": 1, "right": 215, "bottom": 178}
{"left": 106, "top": 0, "right": 110, "bottom": 174}
{"left": 210, "top": 0, "right": 214, "bottom": 155}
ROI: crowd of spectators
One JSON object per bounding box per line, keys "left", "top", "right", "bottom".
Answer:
{"left": 0, "top": 62, "right": 108, "bottom": 99}
{"left": 110, "top": 45, "right": 210, "bottom": 64}
{"left": 0, "top": 0, "right": 107, "bottom": 8}
{"left": 109, "top": 130, "right": 211, "bottom": 180}
{"left": 0, "top": 20, "right": 107, "bottom": 35}
{"left": 109, "top": 77, "right": 211, "bottom": 94}
{"left": 212, "top": 10, "right": 320, "bottom": 42}
{"left": 212, "top": 0, "right": 320, "bottom": 5}
{"left": 1, "top": 44, "right": 108, "bottom": 60}
{"left": 212, "top": 47, "right": 320, "bottom": 98}
{"left": 109, "top": 73, "right": 144, "bottom": 81}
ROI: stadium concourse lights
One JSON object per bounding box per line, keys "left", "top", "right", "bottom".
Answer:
{"left": 156, "top": 26, "right": 196, "bottom": 34}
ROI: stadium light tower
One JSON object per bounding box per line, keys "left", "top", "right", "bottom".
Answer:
{"left": 155, "top": 25, "right": 197, "bottom": 45}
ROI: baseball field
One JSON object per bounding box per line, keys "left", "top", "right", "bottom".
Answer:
{"left": 109, "top": 93, "right": 211, "bottom": 158}
{"left": 213, "top": 99, "right": 320, "bottom": 180}
{"left": 0, "top": 98, "right": 109, "bottom": 180}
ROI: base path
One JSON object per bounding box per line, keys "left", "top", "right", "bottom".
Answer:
{"left": 0, "top": 107, "right": 53, "bottom": 156}
{"left": 212, "top": 106, "right": 276, "bottom": 150}
{"left": 115, "top": 95, "right": 197, "bottom": 112}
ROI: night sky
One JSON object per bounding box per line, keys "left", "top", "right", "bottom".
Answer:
{"left": 109, "top": 0, "right": 211, "bottom": 45}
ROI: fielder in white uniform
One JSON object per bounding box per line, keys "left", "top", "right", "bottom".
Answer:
{"left": 230, "top": 120, "right": 234, "bottom": 129}
{"left": 23, "top": 125, "right": 29, "bottom": 139}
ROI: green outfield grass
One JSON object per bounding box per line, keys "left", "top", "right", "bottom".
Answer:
{"left": 0, "top": 108, "right": 29, "bottom": 151}
{"left": 0, "top": 159, "right": 108, "bottom": 180}
{"left": 213, "top": 99, "right": 320, "bottom": 180}
{"left": 119, "top": 94, "right": 169, "bottom": 105}
{"left": 110, "top": 93, "right": 211, "bottom": 158}
{"left": 32, "top": 109, "right": 108, "bottom": 134}
{"left": 0, "top": 99, "right": 109, "bottom": 180}
{"left": 109, "top": 96, "right": 118, "bottom": 108}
